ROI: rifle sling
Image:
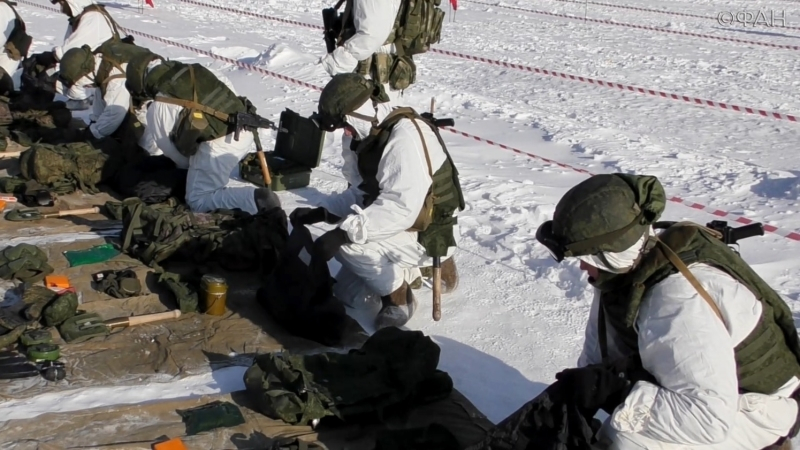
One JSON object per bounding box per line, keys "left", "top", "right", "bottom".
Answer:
{"left": 153, "top": 95, "right": 230, "bottom": 122}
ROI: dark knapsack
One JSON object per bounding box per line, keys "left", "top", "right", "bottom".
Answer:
{"left": 256, "top": 224, "right": 350, "bottom": 347}
{"left": 243, "top": 327, "right": 453, "bottom": 426}
{"left": 114, "top": 155, "right": 188, "bottom": 204}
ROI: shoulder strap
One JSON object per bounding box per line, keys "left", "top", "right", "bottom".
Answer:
{"left": 153, "top": 66, "right": 230, "bottom": 122}
{"left": 656, "top": 236, "right": 726, "bottom": 326}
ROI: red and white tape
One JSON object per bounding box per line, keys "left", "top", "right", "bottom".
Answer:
{"left": 537, "top": 0, "right": 800, "bottom": 32}
{"left": 462, "top": 0, "right": 800, "bottom": 51}
{"left": 16, "top": 1, "right": 800, "bottom": 241}
{"left": 175, "top": 0, "right": 800, "bottom": 124}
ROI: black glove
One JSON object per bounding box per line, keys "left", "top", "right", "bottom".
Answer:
{"left": 290, "top": 207, "right": 340, "bottom": 228}
{"left": 554, "top": 355, "right": 654, "bottom": 414}
{"left": 35, "top": 51, "right": 58, "bottom": 69}
{"left": 312, "top": 228, "right": 350, "bottom": 262}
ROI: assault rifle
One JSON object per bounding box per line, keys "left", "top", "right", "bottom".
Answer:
{"left": 230, "top": 111, "right": 276, "bottom": 186}
{"left": 654, "top": 220, "right": 765, "bottom": 254}
{"left": 322, "top": 0, "right": 346, "bottom": 53}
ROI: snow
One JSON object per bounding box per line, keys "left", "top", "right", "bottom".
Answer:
{"left": 4, "top": 0, "right": 800, "bottom": 442}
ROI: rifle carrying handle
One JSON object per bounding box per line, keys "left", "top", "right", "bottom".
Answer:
{"left": 56, "top": 207, "right": 100, "bottom": 216}
{"left": 126, "top": 310, "right": 181, "bottom": 327}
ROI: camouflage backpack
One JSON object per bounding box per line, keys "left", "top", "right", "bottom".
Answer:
{"left": 143, "top": 61, "right": 250, "bottom": 157}
{"left": 18, "top": 142, "right": 114, "bottom": 193}
{"left": 104, "top": 198, "right": 288, "bottom": 273}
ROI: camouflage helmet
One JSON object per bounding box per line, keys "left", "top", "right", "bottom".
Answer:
{"left": 310, "top": 73, "right": 389, "bottom": 132}
{"left": 535, "top": 174, "right": 666, "bottom": 262}
{"left": 58, "top": 45, "right": 96, "bottom": 87}
{"left": 124, "top": 50, "right": 164, "bottom": 100}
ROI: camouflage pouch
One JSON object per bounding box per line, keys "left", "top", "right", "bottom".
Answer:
{"left": 158, "top": 271, "right": 198, "bottom": 313}
{"left": 0, "top": 176, "right": 27, "bottom": 194}
{"left": 176, "top": 400, "right": 246, "bottom": 435}
{"left": 388, "top": 55, "right": 417, "bottom": 91}
{"left": 372, "top": 53, "right": 393, "bottom": 85}
{"left": 0, "top": 243, "right": 54, "bottom": 283}
{"left": 170, "top": 108, "right": 209, "bottom": 157}
{"left": 269, "top": 438, "right": 329, "bottom": 450}
{"left": 22, "top": 285, "right": 59, "bottom": 321}
{"left": 42, "top": 291, "right": 79, "bottom": 327}
{"left": 19, "top": 329, "right": 53, "bottom": 347}
{"left": 58, "top": 312, "right": 109, "bottom": 343}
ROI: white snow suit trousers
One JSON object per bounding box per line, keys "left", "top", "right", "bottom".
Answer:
{"left": 594, "top": 392, "right": 797, "bottom": 450}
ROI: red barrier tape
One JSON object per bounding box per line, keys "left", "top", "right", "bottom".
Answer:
{"left": 16, "top": 0, "right": 800, "bottom": 241}
{"left": 462, "top": 0, "right": 800, "bottom": 51}
{"left": 538, "top": 0, "right": 800, "bottom": 32}
{"left": 174, "top": 0, "right": 800, "bottom": 124}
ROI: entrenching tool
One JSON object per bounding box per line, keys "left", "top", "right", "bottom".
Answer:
{"left": 4, "top": 206, "right": 100, "bottom": 221}
{"left": 429, "top": 97, "right": 442, "bottom": 322}
{"left": 230, "top": 111, "right": 273, "bottom": 187}
{"left": 0, "top": 150, "right": 22, "bottom": 159}
{"left": 103, "top": 310, "right": 182, "bottom": 329}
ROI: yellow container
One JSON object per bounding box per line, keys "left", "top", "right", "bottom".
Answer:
{"left": 200, "top": 274, "right": 228, "bottom": 316}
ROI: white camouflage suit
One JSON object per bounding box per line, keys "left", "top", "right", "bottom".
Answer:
{"left": 53, "top": 0, "right": 118, "bottom": 101}
{"left": 137, "top": 63, "right": 258, "bottom": 215}
{"left": 319, "top": 0, "right": 403, "bottom": 113}
{"left": 577, "top": 229, "right": 800, "bottom": 450}
{"left": 68, "top": 54, "right": 130, "bottom": 139}
{"left": 318, "top": 100, "right": 458, "bottom": 305}
{"left": 0, "top": 2, "right": 20, "bottom": 83}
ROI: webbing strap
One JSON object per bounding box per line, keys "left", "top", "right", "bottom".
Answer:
{"left": 656, "top": 237, "right": 726, "bottom": 326}
{"left": 153, "top": 96, "right": 230, "bottom": 122}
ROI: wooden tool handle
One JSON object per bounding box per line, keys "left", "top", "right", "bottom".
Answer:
{"left": 56, "top": 207, "right": 100, "bottom": 216}
{"left": 126, "top": 310, "right": 181, "bottom": 327}
{"left": 432, "top": 257, "right": 442, "bottom": 321}
{"left": 0, "top": 151, "right": 22, "bottom": 159}
{"left": 257, "top": 151, "right": 272, "bottom": 187}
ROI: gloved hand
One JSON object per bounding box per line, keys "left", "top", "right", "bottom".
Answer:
{"left": 312, "top": 228, "right": 350, "bottom": 262}
{"left": 554, "top": 355, "right": 654, "bottom": 414}
{"left": 290, "top": 207, "right": 340, "bottom": 227}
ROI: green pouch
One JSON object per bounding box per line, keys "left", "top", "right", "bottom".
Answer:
{"left": 0, "top": 325, "right": 25, "bottom": 348}
{"left": 268, "top": 438, "right": 329, "bottom": 450}
{"left": 20, "top": 329, "right": 53, "bottom": 346}
{"left": 42, "top": 291, "right": 78, "bottom": 327}
{"left": 94, "top": 269, "right": 141, "bottom": 298}
{"left": 159, "top": 271, "right": 198, "bottom": 313}
{"left": 57, "top": 312, "right": 109, "bottom": 343}
{"left": 176, "top": 400, "right": 246, "bottom": 435}
{"left": 388, "top": 55, "right": 417, "bottom": 91}
{"left": 63, "top": 243, "right": 120, "bottom": 267}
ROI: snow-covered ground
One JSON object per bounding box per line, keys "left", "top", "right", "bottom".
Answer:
{"left": 5, "top": 0, "right": 800, "bottom": 440}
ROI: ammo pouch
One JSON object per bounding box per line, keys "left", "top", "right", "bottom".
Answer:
{"left": 170, "top": 107, "right": 209, "bottom": 157}
{"left": 58, "top": 312, "right": 109, "bottom": 343}
{"left": 358, "top": 53, "right": 417, "bottom": 91}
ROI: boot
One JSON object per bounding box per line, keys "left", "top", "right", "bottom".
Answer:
{"left": 253, "top": 186, "right": 281, "bottom": 212}
{"left": 375, "top": 282, "right": 416, "bottom": 330}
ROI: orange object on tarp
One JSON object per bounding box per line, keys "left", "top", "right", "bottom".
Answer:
{"left": 152, "top": 437, "right": 187, "bottom": 450}
{"left": 44, "top": 275, "right": 71, "bottom": 289}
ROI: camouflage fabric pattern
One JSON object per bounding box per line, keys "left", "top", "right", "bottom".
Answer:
{"left": 158, "top": 271, "right": 198, "bottom": 313}
{"left": 58, "top": 312, "right": 109, "bottom": 343}
{"left": 0, "top": 243, "right": 53, "bottom": 283}
{"left": 18, "top": 142, "right": 112, "bottom": 193}
{"left": 317, "top": 73, "right": 389, "bottom": 126}
{"left": 551, "top": 173, "right": 666, "bottom": 255}
{"left": 58, "top": 45, "right": 95, "bottom": 86}
{"left": 0, "top": 325, "right": 25, "bottom": 348}
{"left": 22, "top": 285, "right": 59, "bottom": 321}
{"left": 42, "top": 291, "right": 78, "bottom": 327}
